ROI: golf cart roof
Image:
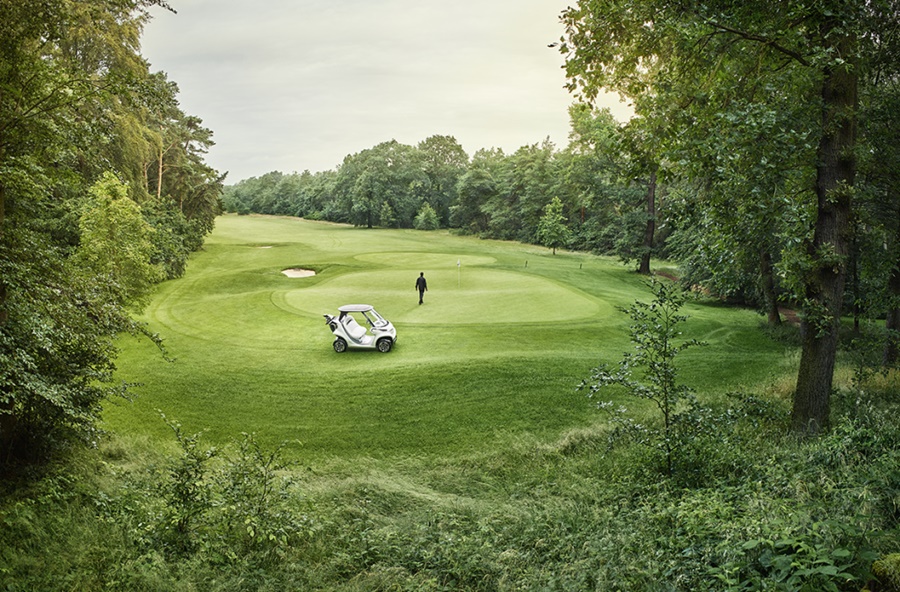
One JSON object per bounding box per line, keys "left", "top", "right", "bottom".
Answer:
{"left": 338, "top": 304, "right": 375, "bottom": 313}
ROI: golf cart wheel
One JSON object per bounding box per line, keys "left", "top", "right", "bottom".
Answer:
{"left": 376, "top": 338, "right": 392, "bottom": 353}
{"left": 333, "top": 338, "right": 347, "bottom": 353}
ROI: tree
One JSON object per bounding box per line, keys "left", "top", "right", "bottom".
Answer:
{"left": 665, "top": 96, "right": 813, "bottom": 326}
{"left": 562, "top": 104, "right": 626, "bottom": 254}
{"left": 560, "top": 0, "right": 900, "bottom": 435}
{"left": 479, "top": 141, "right": 560, "bottom": 242}
{"left": 620, "top": 121, "right": 660, "bottom": 275}
{"left": 857, "top": 81, "right": 900, "bottom": 364}
{"left": 450, "top": 148, "right": 503, "bottom": 234}
{"left": 73, "top": 173, "right": 163, "bottom": 306}
{"left": 580, "top": 279, "right": 704, "bottom": 477}
{"left": 537, "top": 197, "right": 571, "bottom": 254}
{"left": 379, "top": 201, "right": 397, "bottom": 228}
{"left": 562, "top": 104, "right": 665, "bottom": 270}
{"left": 418, "top": 135, "right": 469, "bottom": 226}
{"left": 335, "top": 140, "right": 426, "bottom": 228}
{"left": 0, "top": 0, "right": 217, "bottom": 462}
{"left": 413, "top": 203, "right": 440, "bottom": 231}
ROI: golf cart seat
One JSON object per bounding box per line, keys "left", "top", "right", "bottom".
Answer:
{"left": 343, "top": 316, "right": 367, "bottom": 340}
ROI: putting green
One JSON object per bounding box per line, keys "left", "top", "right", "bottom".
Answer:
{"left": 354, "top": 252, "right": 497, "bottom": 268}
{"left": 281, "top": 267, "right": 605, "bottom": 324}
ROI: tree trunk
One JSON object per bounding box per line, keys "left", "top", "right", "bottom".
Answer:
{"left": 0, "top": 163, "right": 15, "bottom": 454}
{"left": 791, "top": 41, "right": 857, "bottom": 436}
{"left": 638, "top": 169, "right": 656, "bottom": 275}
{"left": 849, "top": 226, "right": 861, "bottom": 334}
{"left": 883, "top": 211, "right": 900, "bottom": 365}
{"left": 759, "top": 249, "right": 781, "bottom": 326}
{"left": 157, "top": 147, "right": 164, "bottom": 200}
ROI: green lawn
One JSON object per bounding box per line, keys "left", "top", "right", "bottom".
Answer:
{"left": 104, "top": 214, "right": 793, "bottom": 460}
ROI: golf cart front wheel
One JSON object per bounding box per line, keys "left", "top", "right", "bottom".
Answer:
{"left": 376, "top": 338, "right": 392, "bottom": 353}
{"left": 333, "top": 338, "right": 347, "bottom": 353}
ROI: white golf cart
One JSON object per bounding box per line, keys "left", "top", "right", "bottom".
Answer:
{"left": 323, "top": 304, "right": 397, "bottom": 353}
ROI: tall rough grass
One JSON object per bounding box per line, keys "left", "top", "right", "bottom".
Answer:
{"left": 2, "top": 380, "right": 898, "bottom": 591}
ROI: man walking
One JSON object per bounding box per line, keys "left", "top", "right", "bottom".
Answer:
{"left": 415, "top": 272, "right": 428, "bottom": 305}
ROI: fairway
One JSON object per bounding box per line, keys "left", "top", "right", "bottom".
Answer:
{"left": 104, "top": 215, "right": 791, "bottom": 460}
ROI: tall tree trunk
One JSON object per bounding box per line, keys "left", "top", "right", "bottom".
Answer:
{"left": 759, "top": 249, "right": 781, "bottom": 326}
{"left": 791, "top": 41, "right": 857, "bottom": 436}
{"left": 157, "top": 148, "right": 164, "bottom": 200}
{"left": 0, "top": 164, "right": 15, "bottom": 454}
{"left": 638, "top": 169, "right": 656, "bottom": 275}
{"left": 884, "top": 263, "right": 900, "bottom": 366}
{"left": 883, "top": 210, "right": 900, "bottom": 365}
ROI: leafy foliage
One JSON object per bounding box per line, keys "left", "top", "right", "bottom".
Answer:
{"left": 1, "top": 382, "right": 897, "bottom": 590}
{"left": 155, "top": 415, "right": 218, "bottom": 556}
{"left": 413, "top": 202, "right": 440, "bottom": 231}
{"left": 73, "top": 173, "right": 163, "bottom": 306}
{"left": 536, "top": 196, "right": 571, "bottom": 254}
{"left": 580, "top": 279, "right": 705, "bottom": 477}
{"left": 559, "top": 0, "right": 900, "bottom": 433}
{"left": 0, "top": 0, "right": 220, "bottom": 464}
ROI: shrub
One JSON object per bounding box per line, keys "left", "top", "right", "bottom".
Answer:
{"left": 154, "top": 415, "right": 218, "bottom": 556}
{"left": 579, "top": 278, "right": 705, "bottom": 477}
{"left": 213, "top": 433, "right": 307, "bottom": 565}
{"left": 872, "top": 554, "right": 900, "bottom": 591}
{"left": 414, "top": 203, "right": 440, "bottom": 230}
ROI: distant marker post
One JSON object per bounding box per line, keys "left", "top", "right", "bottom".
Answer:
{"left": 457, "top": 259, "right": 461, "bottom": 288}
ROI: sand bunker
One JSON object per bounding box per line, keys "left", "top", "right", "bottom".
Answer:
{"left": 282, "top": 268, "right": 316, "bottom": 278}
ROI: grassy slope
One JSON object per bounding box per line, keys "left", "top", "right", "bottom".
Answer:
{"left": 103, "top": 214, "right": 793, "bottom": 461}
{"left": 15, "top": 215, "right": 898, "bottom": 592}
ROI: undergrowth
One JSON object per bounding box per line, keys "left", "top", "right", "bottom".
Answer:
{"left": 1, "top": 378, "right": 898, "bottom": 591}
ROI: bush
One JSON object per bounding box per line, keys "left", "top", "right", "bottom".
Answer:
{"left": 414, "top": 203, "right": 440, "bottom": 230}
{"left": 1, "top": 386, "right": 897, "bottom": 590}
{"left": 872, "top": 554, "right": 900, "bottom": 591}
{"left": 580, "top": 278, "right": 705, "bottom": 478}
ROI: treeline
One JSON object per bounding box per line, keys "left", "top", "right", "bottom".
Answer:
{"left": 222, "top": 107, "right": 656, "bottom": 270}
{"left": 0, "top": 0, "right": 223, "bottom": 463}
{"left": 224, "top": 91, "right": 898, "bottom": 346}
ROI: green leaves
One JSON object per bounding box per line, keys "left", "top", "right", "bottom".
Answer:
{"left": 722, "top": 530, "right": 859, "bottom": 591}
{"left": 413, "top": 202, "right": 440, "bottom": 231}
{"left": 73, "top": 173, "right": 163, "bottom": 307}
{"left": 536, "top": 196, "right": 571, "bottom": 254}
{"left": 152, "top": 417, "right": 302, "bottom": 563}
{"left": 580, "top": 279, "right": 705, "bottom": 477}
{"left": 0, "top": 0, "right": 219, "bottom": 463}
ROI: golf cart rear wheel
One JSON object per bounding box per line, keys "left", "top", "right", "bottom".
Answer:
{"left": 376, "top": 338, "right": 392, "bottom": 353}
{"left": 333, "top": 337, "right": 347, "bottom": 353}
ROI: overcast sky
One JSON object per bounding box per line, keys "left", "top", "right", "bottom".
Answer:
{"left": 140, "top": 0, "right": 631, "bottom": 183}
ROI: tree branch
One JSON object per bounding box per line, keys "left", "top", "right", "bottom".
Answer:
{"left": 706, "top": 19, "right": 811, "bottom": 66}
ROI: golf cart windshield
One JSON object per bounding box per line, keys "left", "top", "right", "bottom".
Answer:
{"left": 362, "top": 309, "right": 387, "bottom": 327}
